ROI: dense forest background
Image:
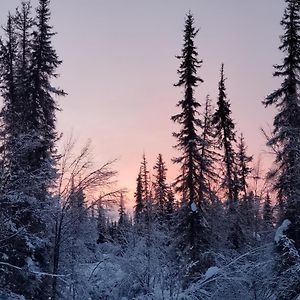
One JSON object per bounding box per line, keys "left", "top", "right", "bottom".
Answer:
{"left": 1, "top": 0, "right": 300, "bottom": 299}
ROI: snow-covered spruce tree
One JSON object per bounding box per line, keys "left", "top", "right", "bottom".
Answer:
{"left": 0, "top": 10, "right": 47, "bottom": 299}
{"left": 30, "top": 1, "right": 67, "bottom": 291}
{"left": 1, "top": 0, "right": 65, "bottom": 196}
{"left": 153, "top": 153, "right": 169, "bottom": 220}
{"left": 28, "top": 0, "right": 65, "bottom": 196}
{"left": 171, "top": 12, "right": 209, "bottom": 264}
{"left": 212, "top": 64, "right": 244, "bottom": 249}
{"left": 0, "top": 2, "right": 35, "bottom": 196}
{"left": 263, "top": 0, "right": 300, "bottom": 249}
{"left": 274, "top": 220, "right": 300, "bottom": 299}
{"left": 238, "top": 191, "right": 263, "bottom": 246}
{"left": 236, "top": 133, "right": 253, "bottom": 198}
{"left": 0, "top": 0, "right": 65, "bottom": 298}
{"left": 0, "top": 15, "right": 29, "bottom": 297}
{"left": 0, "top": 13, "right": 19, "bottom": 190}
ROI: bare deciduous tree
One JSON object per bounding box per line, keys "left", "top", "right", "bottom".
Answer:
{"left": 50, "top": 137, "right": 122, "bottom": 299}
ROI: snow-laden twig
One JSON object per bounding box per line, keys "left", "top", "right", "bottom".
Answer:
{"left": 193, "top": 243, "right": 274, "bottom": 290}
{"left": 0, "top": 227, "right": 25, "bottom": 244}
{"left": 88, "top": 259, "right": 107, "bottom": 281}
{"left": 0, "top": 261, "right": 70, "bottom": 281}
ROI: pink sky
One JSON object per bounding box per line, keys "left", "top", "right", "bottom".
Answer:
{"left": 1, "top": 1, "right": 285, "bottom": 203}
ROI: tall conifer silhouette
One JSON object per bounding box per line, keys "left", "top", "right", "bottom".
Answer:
{"left": 172, "top": 12, "right": 208, "bottom": 261}
{"left": 264, "top": 0, "right": 300, "bottom": 248}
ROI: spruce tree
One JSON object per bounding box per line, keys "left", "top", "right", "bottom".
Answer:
{"left": 166, "top": 188, "right": 175, "bottom": 226}
{"left": 236, "top": 133, "right": 253, "bottom": 198}
{"left": 28, "top": 0, "right": 66, "bottom": 199}
{"left": 134, "top": 170, "right": 144, "bottom": 224}
{"left": 0, "top": 1, "right": 65, "bottom": 297}
{"left": 263, "top": 193, "right": 273, "bottom": 228}
{"left": 0, "top": 2, "right": 35, "bottom": 195}
{"left": 199, "top": 95, "right": 220, "bottom": 205}
{"left": 0, "top": 11, "right": 51, "bottom": 299}
{"left": 115, "top": 193, "right": 129, "bottom": 244}
{"left": 1, "top": 0, "right": 65, "bottom": 198}
{"left": 0, "top": 13, "right": 18, "bottom": 190}
{"left": 212, "top": 64, "right": 237, "bottom": 208}
{"left": 212, "top": 64, "right": 244, "bottom": 249}
{"left": 14, "top": 0, "right": 33, "bottom": 140}
{"left": 263, "top": 0, "right": 300, "bottom": 248}
{"left": 140, "top": 153, "right": 150, "bottom": 201}
{"left": 153, "top": 153, "right": 168, "bottom": 218}
{"left": 118, "top": 193, "right": 127, "bottom": 227}
{"left": 171, "top": 12, "right": 208, "bottom": 261}
{"left": 15, "top": 2, "right": 33, "bottom": 78}
{"left": 140, "top": 154, "right": 154, "bottom": 231}
{"left": 1, "top": 0, "right": 64, "bottom": 299}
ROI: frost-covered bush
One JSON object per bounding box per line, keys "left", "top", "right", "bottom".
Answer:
{"left": 67, "top": 225, "right": 182, "bottom": 300}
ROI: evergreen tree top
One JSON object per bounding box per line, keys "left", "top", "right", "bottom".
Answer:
{"left": 175, "top": 12, "right": 203, "bottom": 88}
{"left": 237, "top": 133, "right": 253, "bottom": 166}
{"left": 31, "top": 0, "right": 66, "bottom": 92}
{"left": 213, "top": 64, "right": 236, "bottom": 144}
{"left": 264, "top": 0, "right": 300, "bottom": 107}
{"left": 153, "top": 154, "right": 167, "bottom": 182}
{"left": 172, "top": 12, "right": 203, "bottom": 150}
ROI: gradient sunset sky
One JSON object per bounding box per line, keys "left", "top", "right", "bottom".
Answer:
{"left": 0, "top": 1, "right": 285, "bottom": 202}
